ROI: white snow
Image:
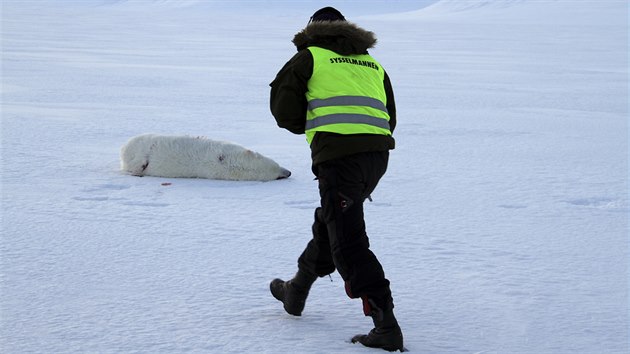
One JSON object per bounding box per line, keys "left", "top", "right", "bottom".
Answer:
{"left": 1, "top": 0, "right": 628, "bottom": 353}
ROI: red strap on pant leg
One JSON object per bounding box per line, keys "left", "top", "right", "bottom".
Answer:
{"left": 361, "top": 295, "right": 372, "bottom": 316}
{"left": 346, "top": 281, "right": 372, "bottom": 316}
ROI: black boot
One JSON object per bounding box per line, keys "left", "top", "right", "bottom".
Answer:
{"left": 351, "top": 300, "right": 404, "bottom": 352}
{"left": 270, "top": 270, "right": 316, "bottom": 316}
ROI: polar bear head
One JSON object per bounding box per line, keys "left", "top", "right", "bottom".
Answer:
{"left": 223, "top": 148, "right": 291, "bottom": 181}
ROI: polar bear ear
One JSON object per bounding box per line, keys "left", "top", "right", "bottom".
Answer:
{"left": 243, "top": 150, "right": 259, "bottom": 159}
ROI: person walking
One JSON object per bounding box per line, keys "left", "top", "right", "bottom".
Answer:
{"left": 268, "top": 7, "right": 404, "bottom": 352}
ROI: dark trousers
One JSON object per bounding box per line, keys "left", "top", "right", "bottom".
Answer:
{"left": 297, "top": 151, "right": 393, "bottom": 312}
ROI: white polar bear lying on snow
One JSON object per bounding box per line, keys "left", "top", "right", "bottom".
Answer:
{"left": 120, "top": 134, "right": 291, "bottom": 181}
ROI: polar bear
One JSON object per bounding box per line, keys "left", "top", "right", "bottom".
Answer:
{"left": 120, "top": 134, "right": 291, "bottom": 181}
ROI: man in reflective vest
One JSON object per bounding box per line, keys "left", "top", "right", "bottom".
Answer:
{"left": 269, "top": 7, "right": 404, "bottom": 352}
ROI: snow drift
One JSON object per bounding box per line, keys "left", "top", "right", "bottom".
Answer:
{"left": 373, "top": 0, "right": 627, "bottom": 25}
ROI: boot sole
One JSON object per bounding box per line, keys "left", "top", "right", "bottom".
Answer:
{"left": 351, "top": 334, "right": 406, "bottom": 352}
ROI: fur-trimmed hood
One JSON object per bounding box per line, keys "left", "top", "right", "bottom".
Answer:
{"left": 292, "top": 21, "right": 377, "bottom": 56}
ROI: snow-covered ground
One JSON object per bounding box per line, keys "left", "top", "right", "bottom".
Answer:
{"left": 1, "top": 0, "right": 628, "bottom": 353}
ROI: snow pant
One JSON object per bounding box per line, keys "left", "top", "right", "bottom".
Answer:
{"left": 297, "top": 151, "right": 394, "bottom": 313}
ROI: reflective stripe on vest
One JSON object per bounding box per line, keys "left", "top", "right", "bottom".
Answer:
{"left": 305, "top": 113, "right": 391, "bottom": 130}
{"left": 305, "top": 46, "right": 391, "bottom": 145}
{"left": 307, "top": 96, "right": 388, "bottom": 113}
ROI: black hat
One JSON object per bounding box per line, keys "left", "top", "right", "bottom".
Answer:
{"left": 309, "top": 7, "right": 346, "bottom": 24}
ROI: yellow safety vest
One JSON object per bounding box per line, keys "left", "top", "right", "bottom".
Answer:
{"left": 305, "top": 46, "right": 391, "bottom": 145}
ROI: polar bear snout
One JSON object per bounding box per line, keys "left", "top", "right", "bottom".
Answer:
{"left": 277, "top": 168, "right": 291, "bottom": 180}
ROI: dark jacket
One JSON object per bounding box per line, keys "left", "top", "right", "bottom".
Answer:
{"left": 270, "top": 21, "right": 396, "bottom": 166}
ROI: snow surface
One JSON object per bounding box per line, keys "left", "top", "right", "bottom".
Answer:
{"left": 1, "top": 0, "right": 628, "bottom": 353}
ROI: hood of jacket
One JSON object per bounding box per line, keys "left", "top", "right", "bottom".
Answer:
{"left": 292, "top": 21, "right": 377, "bottom": 56}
